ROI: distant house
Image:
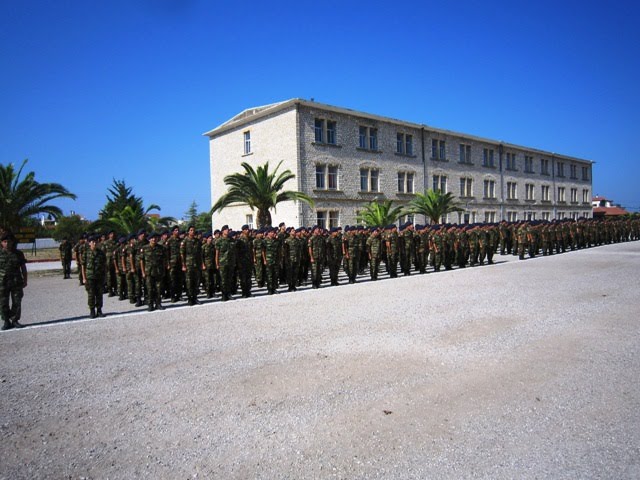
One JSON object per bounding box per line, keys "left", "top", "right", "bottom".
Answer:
{"left": 592, "top": 195, "right": 628, "bottom": 218}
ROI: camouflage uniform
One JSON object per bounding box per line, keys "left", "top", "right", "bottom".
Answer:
{"left": 216, "top": 230, "right": 235, "bottom": 301}
{"left": 83, "top": 239, "right": 107, "bottom": 318}
{"left": 308, "top": 229, "right": 326, "bottom": 288}
{"left": 0, "top": 237, "right": 27, "bottom": 329}
{"left": 366, "top": 229, "right": 383, "bottom": 280}
{"left": 140, "top": 236, "right": 167, "bottom": 311}
{"left": 59, "top": 238, "right": 73, "bottom": 279}
{"left": 180, "top": 228, "right": 202, "bottom": 305}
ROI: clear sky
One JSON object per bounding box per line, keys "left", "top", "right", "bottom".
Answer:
{"left": 2, "top": 0, "right": 639, "bottom": 220}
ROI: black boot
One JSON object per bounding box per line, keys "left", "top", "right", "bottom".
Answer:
{"left": 12, "top": 319, "right": 24, "bottom": 328}
{"left": 89, "top": 308, "right": 96, "bottom": 319}
{"left": 1, "top": 320, "right": 13, "bottom": 330}
{"left": 97, "top": 309, "right": 106, "bottom": 318}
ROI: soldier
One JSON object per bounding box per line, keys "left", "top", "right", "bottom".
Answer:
{"left": 181, "top": 225, "right": 202, "bottom": 306}
{"left": 399, "top": 222, "right": 414, "bottom": 276}
{"left": 202, "top": 233, "right": 216, "bottom": 298}
{"left": 326, "top": 227, "right": 343, "bottom": 286}
{"left": 73, "top": 234, "right": 87, "bottom": 286}
{"left": 113, "top": 236, "right": 128, "bottom": 300}
{"left": 59, "top": 237, "right": 73, "bottom": 279}
{"left": 0, "top": 233, "right": 28, "bottom": 330}
{"left": 82, "top": 235, "right": 107, "bottom": 318}
{"left": 237, "top": 225, "right": 253, "bottom": 298}
{"left": 385, "top": 225, "right": 399, "bottom": 278}
{"left": 263, "top": 228, "right": 281, "bottom": 295}
{"left": 284, "top": 227, "right": 302, "bottom": 291}
{"left": 134, "top": 229, "right": 148, "bottom": 306}
{"left": 140, "top": 233, "right": 167, "bottom": 311}
{"left": 124, "top": 235, "right": 138, "bottom": 304}
{"left": 308, "top": 225, "right": 325, "bottom": 288}
{"left": 252, "top": 229, "right": 266, "bottom": 288}
{"left": 486, "top": 224, "right": 498, "bottom": 264}
{"left": 429, "top": 225, "right": 444, "bottom": 272}
{"left": 102, "top": 230, "right": 118, "bottom": 296}
{"left": 416, "top": 225, "right": 431, "bottom": 273}
{"left": 342, "top": 226, "right": 359, "bottom": 284}
{"left": 165, "top": 226, "right": 183, "bottom": 302}
{"left": 215, "top": 225, "right": 234, "bottom": 301}
{"left": 366, "top": 227, "right": 383, "bottom": 280}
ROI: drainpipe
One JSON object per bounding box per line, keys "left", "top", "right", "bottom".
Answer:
{"left": 551, "top": 154, "right": 557, "bottom": 219}
{"left": 421, "top": 126, "right": 428, "bottom": 225}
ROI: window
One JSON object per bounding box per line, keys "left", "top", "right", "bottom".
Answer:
{"left": 557, "top": 161, "right": 565, "bottom": 178}
{"left": 525, "top": 183, "right": 535, "bottom": 201}
{"left": 397, "top": 172, "right": 414, "bottom": 193}
{"left": 484, "top": 211, "right": 496, "bottom": 223}
{"left": 506, "top": 152, "right": 517, "bottom": 171}
{"left": 541, "top": 185, "right": 550, "bottom": 202}
{"left": 396, "top": 133, "right": 413, "bottom": 155}
{"left": 570, "top": 188, "right": 578, "bottom": 203}
{"left": 327, "top": 121, "right": 336, "bottom": 145}
{"left": 243, "top": 131, "right": 251, "bottom": 155}
{"left": 524, "top": 211, "right": 536, "bottom": 221}
{"left": 525, "top": 155, "right": 534, "bottom": 173}
{"left": 541, "top": 211, "right": 550, "bottom": 221}
{"left": 316, "top": 164, "right": 338, "bottom": 190}
{"left": 483, "top": 179, "right": 496, "bottom": 199}
{"left": 359, "top": 126, "right": 378, "bottom": 150}
{"left": 506, "top": 182, "right": 517, "bottom": 200}
{"left": 541, "top": 158, "right": 550, "bottom": 175}
{"left": 507, "top": 211, "right": 518, "bottom": 222}
{"left": 570, "top": 164, "right": 577, "bottom": 179}
{"left": 582, "top": 166, "right": 590, "bottom": 181}
{"left": 316, "top": 211, "right": 338, "bottom": 229}
{"left": 582, "top": 189, "right": 590, "bottom": 203}
{"left": 557, "top": 211, "right": 566, "bottom": 220}
{"left": 483, "top": 148, "right": 495, "bottom": 167}
{"left": 314, "top": 119, "right": 336, "bottom": 144}
{"left": 558, "top": 186, "right": 566, "bottom": 203}
{"left": 459, "top": 144, "right": 472, "bottom": 164}
{"left": 432, "top": 174, "right": 447, "bottom": 193}
{"left": 399, "top": 214, "right": 415, "bottom": 225}
{"left": 360, "top": 168, "right": 379, "bottom": 192}
{"left": 459, "top": 177, "right": 473, "bottom": 197}
{"left": 314, "top": 118, "right": 324, "bottom": 143}
{"left": 246, "top": 214, "right": 254, "bottom": 229}
{"left": 432, "top": 139, "right": 446, "bottom": 160}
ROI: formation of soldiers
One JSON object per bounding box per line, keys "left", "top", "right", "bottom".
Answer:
{"left": 66, "top": 217, "right": 640, "bottom": 318}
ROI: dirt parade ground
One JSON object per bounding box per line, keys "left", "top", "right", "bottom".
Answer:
{"left": 1, "top": 241, "right": 639, "bottom": 479}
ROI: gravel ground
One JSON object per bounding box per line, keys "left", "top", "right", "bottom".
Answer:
{"left": 1, "top": 242, "right": 639, "bottom": 479}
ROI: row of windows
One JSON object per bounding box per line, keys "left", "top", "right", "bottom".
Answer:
{"left": 432, "top": 175, "right": 590, "bottom": 203}
{"left": 316, "top": 165, "right": 415, "bottom": 193}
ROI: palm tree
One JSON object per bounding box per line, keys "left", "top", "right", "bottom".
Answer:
{"left": 404, "top": 189, "right": 464, "bottom": 224}
{"left": 356, "top": 199, "right": 404, "bottom": 227}
{"left": 0, "top": 159, "right": 77, "bottom": 232}
{"left": 211, "top": 160, "right": 314, "bottom": 228}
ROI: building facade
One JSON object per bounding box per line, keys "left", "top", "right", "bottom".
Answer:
{"left": 205, "top": 99, "right": 593, "bottom": 228}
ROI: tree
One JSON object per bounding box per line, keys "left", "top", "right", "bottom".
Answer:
{"left": 0, "top": 159, "right": 77, "bottom": 233}
{"left": 404, "top": 189, "right": 464, "bottom": 224}
{"left": 184, "top": 201, "right": 198, "bottom": 226}
{"left": 92, "top": 179, "right": 175, "bottom": 234}
{"left": 355, "top": 199, "right": 404, "bottom": 227}
{"left": 210, "top": 161, "right": 314, "bottom": 228}
{"left": 52, "top": 215, "right": 89, "bottom": 242}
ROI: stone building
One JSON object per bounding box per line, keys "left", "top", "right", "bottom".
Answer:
{"left": 205, "top": 99, "right": 593, "bottom": 228}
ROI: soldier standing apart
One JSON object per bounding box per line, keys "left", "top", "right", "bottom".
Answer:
{"left": 308, "top": 225, "right": 325, "bottom": 289}
{"left": 59, "top": 237, "right": 73, "bottom": 279}
{"left": 181, "top": 225, "right": 202, "bottom": 306}
{"left": 0, "top": 233, "right": 28, "bottom": 330}
{"left": 82, "top": 235, "right": 106, "bottom": 319}
{"left": 140, "top": 233, "right": 167, "bottom": 311}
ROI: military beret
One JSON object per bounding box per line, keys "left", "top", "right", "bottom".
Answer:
{"left": 279, "top": 222, "right": 285, "bottom": 227}
{"left": 148, "top": 232, "right": 159, "bottom": 239}
{"left": 0, "top": 232, "right": 13, "bottom": 241}
{"left": 137, "top": 229, "right": 146, "bottom": 236}
{"left": 118, "top": 236, "right": 126, "bottom": 243}
{"left": 221, "top": 225, "right": 229, "bottom": 231}
{"left": 213, "top": 229, "right": 221, "bottom": 235}
{"left": 241, "top": 224, "right": 249, "bottom": 230}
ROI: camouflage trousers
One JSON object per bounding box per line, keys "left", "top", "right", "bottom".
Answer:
{"left": 85, "top": 278, "right": 104, "bottom": 310}
{"left": 0, "top": 285, "right": 23, "bottom": 322}
{"left": 145, "top": 274, "right": 163, "bottom": 308}
{"left": 369, "top": 256, "right": 381, "bottom": 280}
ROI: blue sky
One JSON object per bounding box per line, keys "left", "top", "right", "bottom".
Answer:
{"left": 1, "top": 0, "right": 639, "bottom": 220}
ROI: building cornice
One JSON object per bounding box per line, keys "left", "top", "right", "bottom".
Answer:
{"left": 204, "top": 98, "right": 594, "bottom": 165}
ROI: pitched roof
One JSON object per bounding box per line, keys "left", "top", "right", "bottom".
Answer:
{"left": 593, "top": 206, "right": 628, "bottom": 216}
